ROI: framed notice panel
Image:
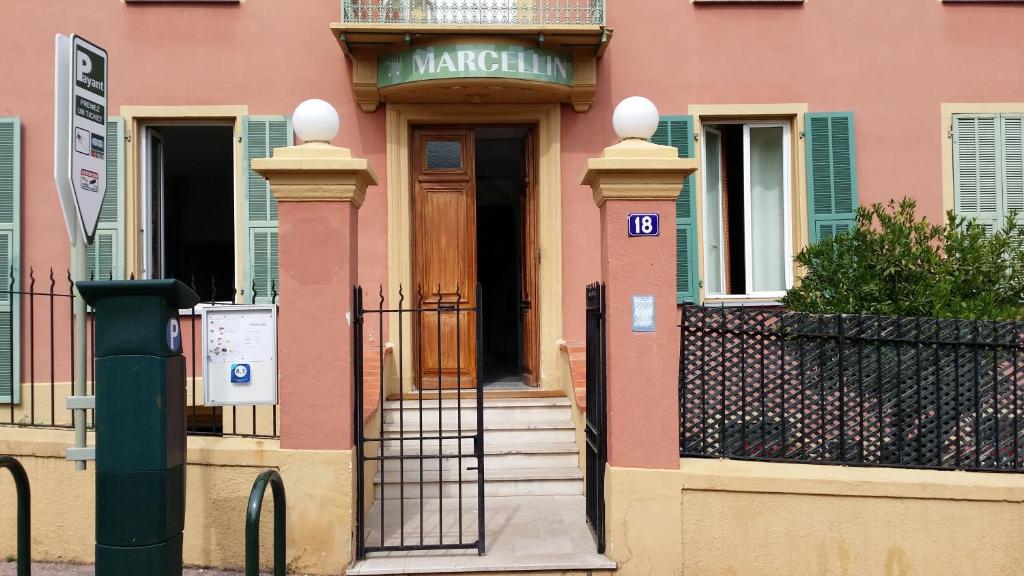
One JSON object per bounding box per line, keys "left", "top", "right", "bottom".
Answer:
{"left": 202, "top": 305, "right": 278, "bottom": 406}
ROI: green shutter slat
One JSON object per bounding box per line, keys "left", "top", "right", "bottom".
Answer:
{"left": 0, "top": 118, "right": 19, "bottom": 404}
{"left": 0, "top": 309, "right": 11, "bottom": 403}
{"left": 1001, "top": 115, "right": 1024, "bottom": 218}
{"left": 86, "top": 230, "right": 117, "bottom": 281}
{"left": 269, "top": 230, "right": 279, "bottom": 298}
{"left": 251, "top": 230, "right": 268, "bottom": 301}
{"left": 100, "top": 120, "right": 120, "bottom": 223}
{"left": 248, "top": 229, "right": 279, "bottom": 303}
{"left": 247, "top": 119, "right": 270, "bottom": 223}
{"left": 954, "top": 114, "right": 1001, "bottom": 232}
{"left": 267, "top": 120, "right": 291, "bottom": 223}
{"left": 244, "top": 116, "right": 289, "bottom": 304}
{"left": 85, "top": 118, "right": 124, "bottom": 281}
{"left": 0, "top": 233, "right": 9, "bottom": 307}
{"left": 654, "top": 115, "right": 698, "bottom": 303}
{"left": 0, "top": 121, "right": 14, "bottom": 226}
{"left": 806, "top": 112, "right": 859, "bottom": 243}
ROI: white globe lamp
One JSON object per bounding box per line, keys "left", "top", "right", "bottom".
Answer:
{"left": 612, "top": 96, "right": 660, "bottom": 141}
{"left": 292, "top": 99, "right": 340, "bottom": 144}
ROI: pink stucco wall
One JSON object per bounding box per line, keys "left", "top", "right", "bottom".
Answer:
{"left": 4, "top": 0, "right": 1024, "bottom": 362}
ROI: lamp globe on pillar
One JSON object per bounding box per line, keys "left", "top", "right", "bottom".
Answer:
{"left": 612, "top": 96, "right": 660, "bottom": 141}
{"left": 292, "top": 98, "right": 340, "bottom": 144}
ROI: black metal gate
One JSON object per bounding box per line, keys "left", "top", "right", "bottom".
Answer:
{"left": 353, "top": 285, "right": 486, "bottom": 558}
{"left": 584, "top": 282, "right": 607, "bottom": 553}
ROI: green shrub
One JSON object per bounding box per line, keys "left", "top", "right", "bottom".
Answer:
{"left": 781, "top": 198, "right": 1024, "bottom": 320}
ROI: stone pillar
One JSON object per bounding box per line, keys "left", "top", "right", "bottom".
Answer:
{"left": 582, "top": 139, "right": 696, "bottom": 470}
{"left": 253, "top": 143, "right": 377, "bottom": 451}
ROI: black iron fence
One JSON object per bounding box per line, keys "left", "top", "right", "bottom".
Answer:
{"left": 680, "top": 305, "right": 1024, "bottom": 472}
{"left": 0, "top": 268, "right": 279, "bottom": 439}
{"left": 354, "top": 285, "right": 486, "bottom": 558}
{"left": 584, "top": 282, "right": 606, "bottom": 553}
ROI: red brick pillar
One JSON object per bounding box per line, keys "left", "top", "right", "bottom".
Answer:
{"left": 253, "top": 143, "right": 377, "bottom": 450}
{"left": 582, "top": 139, "right": 696, "bottom": 469}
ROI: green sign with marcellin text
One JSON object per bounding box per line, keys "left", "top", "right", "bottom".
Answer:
{"left": 379, "top": 44, "right": 574, "bottom": 88}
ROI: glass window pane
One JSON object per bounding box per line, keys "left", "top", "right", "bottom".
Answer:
{"left": 748, "top": 126, "right": 786, "bottom": 293}
{"left": 426, "top": 140, "right": 463, "bottom": 170}
{"left": 704, "top": 129, "right": 724, "bottom": 295}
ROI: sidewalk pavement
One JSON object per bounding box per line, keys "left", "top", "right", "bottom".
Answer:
{"left": 0, "top": 562, "right": 253, "bottom": 576}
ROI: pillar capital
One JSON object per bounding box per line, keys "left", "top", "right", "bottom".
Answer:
{"left": 252, "top": 142, "right": 378, "bottom": 207}
{"left": 581, "top": 139, "right": 698, "bottom": 207}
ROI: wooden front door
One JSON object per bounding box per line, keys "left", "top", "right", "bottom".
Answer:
{"left": 520, "top": 130, "right": 540, "bottom": 386}
{"left": 412, "top": 128, "right": 477, "bottom": 389}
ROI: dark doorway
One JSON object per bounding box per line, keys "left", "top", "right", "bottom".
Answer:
{"left": 475, "top": 128, "right": 528, "bottom": 386}
{"left": 150, "top": 125, "right": 234, "bottom": 301}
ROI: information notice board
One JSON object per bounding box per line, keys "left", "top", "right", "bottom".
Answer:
{"left": 202, "top": 305, "right": 278, "bottom": 406}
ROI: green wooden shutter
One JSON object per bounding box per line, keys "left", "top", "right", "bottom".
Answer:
{"left": 244, "top": 116, "right": 291, "bottom": 304}
{"left": 652, "top": 116, "right": 697, "bottom": 304}
{"left": 953, "top": 114, "right": 1001, "bottom": 234}
{"left": 805, "top": 112, "right": 859, "bottom": 243}
{"left": 0, "top": 118, "right": 20, "bottom": 404}
{"left": 1000, "top": 114, "right": 1023, "bottom": 225}
{"left": 86, "top": 118, "right": 124, "bottom": 280}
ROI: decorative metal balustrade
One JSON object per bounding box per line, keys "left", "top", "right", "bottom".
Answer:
{"left": 341, "top": 0, "right": 606, "bottom": 26}
{"left": 680, "top": 305, "right": 1024, "bottom": 473}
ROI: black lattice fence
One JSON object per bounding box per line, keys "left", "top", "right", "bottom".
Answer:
{"left": 680, "top": 305, "right": 1024, "bottom": 472}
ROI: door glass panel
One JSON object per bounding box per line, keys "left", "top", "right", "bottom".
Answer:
{"left": 704, "top": 129, "right": 723, "bottom": 295}
{"left": 748, "top": 126, "right": 786, "bottom": 293}
{"left": 425, "top": 140, "right": 463, "bottom": 170}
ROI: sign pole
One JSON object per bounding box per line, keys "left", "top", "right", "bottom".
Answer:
{"left": 73, "top": 230, "right": 87, "bottom": 471}
{"left": 57, "top": 33, "right": 108, "bottom": 469}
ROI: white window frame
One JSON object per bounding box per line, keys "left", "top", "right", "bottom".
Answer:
{"left": 702, "top": 120, "right": 794, "bottom": 300}
{"left": 138, "top": 121, "right": 238, "bottom": 302}
{"left": 139, "top": 125, "right": 163, "bottom": 280}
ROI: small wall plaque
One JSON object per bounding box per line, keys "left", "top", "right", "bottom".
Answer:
{"left": 632, "top": 295, "right": 655, "bottom": 332}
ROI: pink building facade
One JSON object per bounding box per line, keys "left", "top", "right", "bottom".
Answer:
{"left": 3, "top": 1, "right": 1024, "bottom": 574}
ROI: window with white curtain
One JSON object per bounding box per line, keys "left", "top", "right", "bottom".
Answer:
{"left": 702, "top": 121, "right": 793, "bottom": 298}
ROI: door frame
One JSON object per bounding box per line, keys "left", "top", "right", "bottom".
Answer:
{"left": 387, "top": 103, "right": 562, "bottom": 391}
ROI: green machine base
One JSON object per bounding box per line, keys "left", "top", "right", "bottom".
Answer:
{"left": 96, "top": 532, "right": 183, "bottom": 576}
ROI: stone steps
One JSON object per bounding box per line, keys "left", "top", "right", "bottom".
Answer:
{"left": 371, "top": 396, "right": 582, "bottom": 499}
{"left": 377, "top": 441, "right": 579, "bottom": 473}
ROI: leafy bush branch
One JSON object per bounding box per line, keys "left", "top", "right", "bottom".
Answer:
{"left": 782, "top": 198, "right": 1024, "bottom": 320}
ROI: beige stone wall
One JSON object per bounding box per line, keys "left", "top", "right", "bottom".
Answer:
{"left": 607, "top": 459, "right": 1024, "bottom": 576}
{"left": 0, "top": 428, "right": 354, "bottom": 575}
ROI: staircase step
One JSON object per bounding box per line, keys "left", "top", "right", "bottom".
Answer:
{"left": 380, "top": 420, "right": 576, "bottom": 445}
{"left": 378, "top": 442, "right": 579, "bottom": 472}
{"left": 373, "top": 468, "right": 583, "bottom": 499}
{"left": 383, "top": 397, "right": 571, "bottom": 410}
{"left": 383, "top": 398, "right": 571, "bottom": 426}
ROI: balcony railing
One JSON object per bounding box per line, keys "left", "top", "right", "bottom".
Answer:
{"left": 341, "top": 0, "right": 606, "bottom": 26}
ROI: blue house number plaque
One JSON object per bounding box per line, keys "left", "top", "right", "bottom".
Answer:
{"left": 628, "top": 213, "right": 660, "bottom": 237}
